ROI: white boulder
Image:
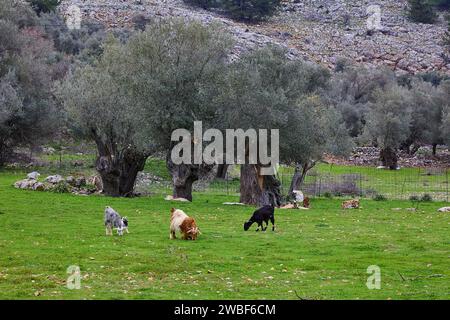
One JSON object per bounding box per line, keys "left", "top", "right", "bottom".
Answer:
{"left": 27, "top": 172, "right": 40, "bottom": 180}
{"left": 45, "top": 175, "right": 64, "bottom": 184}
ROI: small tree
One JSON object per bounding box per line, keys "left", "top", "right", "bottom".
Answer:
{"left": 282, "top": 97, "right": 354, "bottom": 198}
{"left": 223, "top": 0, "right": 281, "bottom": 22}
{"left": 408, "top": 0, "right": 437, "bottom": 24}
{"left": 219, "top": 46, "right": 332, "bottom": 206}
{"left": 407, "top": 79, "right": 444, "bottom": 155}
{"left": 27, "top": 0, "right": 61, "bottom": 15}
{"left": 183, "top": 0, "right": 216, "bottom": 9}
{"left": 364, "top": 86, "right": 413, "bottom": 169}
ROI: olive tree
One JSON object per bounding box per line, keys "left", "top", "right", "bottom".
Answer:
{"left": 60, "top": 38, "right": 150, "bottom": 196}
{"left": 406, "top": 79, "right": 445, "bottom": 155}
{"left": 282, "top": 96, "right": 353, "bottom": 198}
{"left": 61, "top": 19, "right": 233, "bottom": 199}
{"left": 0, "top": 0, "right": 60, "bottom": 165}
{"left": 219, "top": 46, "right": 334, "bottom": 206}
{"left": 363, "top": 85, "right": 413, "bottom": 169}
{"left": 327, "top": 64, "right": 396, "bottom": 138}
{"left": 125, "top": 19, "right": 233, "bottom": 201}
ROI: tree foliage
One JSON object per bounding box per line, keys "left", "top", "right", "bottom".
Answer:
{"left": 0, "top": 0, "right": 62, "bottom": 165}
{"left": 27, "top": 0, "right": 62, "bottom": 15}
{"left": 184, "top": 0, "right": 281, "bottom": 22}
{"left": 60, "top": 19, "right": 233, "bottom": 197}
{"left": 408, "top": 0, "right": 437, "bottom": 24}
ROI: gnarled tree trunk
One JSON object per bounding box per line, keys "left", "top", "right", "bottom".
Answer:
{"left": 94, "top": 137, "right": 147, "bottom": 197}
{"left": 166, "top": 152, "right": 214, "bottom": 201}
{"left": 240, "top": 164, "right": 281, "bottom": 207}
{"left": 380, "top": 147, "right": 398, "bottom": 170}
{"left": 216, "top": 164, "right": 229, "bottom": 179}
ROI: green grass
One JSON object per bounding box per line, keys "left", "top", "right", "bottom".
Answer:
{"left": 0, "top": 170, "right": 449, "bottom": 300}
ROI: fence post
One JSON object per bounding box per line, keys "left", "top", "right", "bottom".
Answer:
{"left": 359, "top": 170, "right": 363, "bottom": 197}
{"left": 445, "top": 169, "right": 448, "bottom": 202}
{"left": 226, "top": 171, "right": 229, "bottom": 196}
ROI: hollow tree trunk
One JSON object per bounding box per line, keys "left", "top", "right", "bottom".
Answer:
{"left": 94, "top": 137, "right": 147, "bottom": 197}
{"left": 118, "top": 149, "right": 147, "bottom": 196}
{"left": 380, "top": 147, "right": 398, "bottom": 170}
{"left": 166, "top": 153, "right": 214, "bottom": 201}
{"left": 240, "top": 164, "right": 281, "bottom": 207}
{"left": 216, "top": 164, "right": 229, "bottom": 179}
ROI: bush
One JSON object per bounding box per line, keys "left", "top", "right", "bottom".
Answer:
{"left": 421, "top": 193, "right": 433, "bottom": 202}
{"left": 323, "top": 192, "right": 333, "bottom": 199}
{"left": 52, "top": 181, "right": 71, "bottom": 193}
{"left": 27, "top": 0, "right": 61, "bottom": 15}
{"left": 184, "top": 0, "right": 216, "bottom": 9}
{"left": 408, "top": 0, "right": 437, "bottom": 24}
{"left": 373, "top": 194, "right": 388, "bottom": 201}
{"left": 184, "top": 0, "right": 281, "bottom": 22}
{"left": 224, "top": 0, "right": 281, "bottom": 21}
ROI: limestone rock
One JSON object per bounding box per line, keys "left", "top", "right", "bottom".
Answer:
{"left": 45, "top": 175, "right": 64, "bottom": 184}
{"left": 27, "top": 172, "right": 40, "bottom": 180}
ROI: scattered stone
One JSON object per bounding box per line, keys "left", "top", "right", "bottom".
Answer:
{"left": 437, "top": 207, "right": 450, "bottom": 212}
{"left": 279, "top": 203, "right": 309, "bottom": 209}
{"left": 14, "top": 179, "right": 36, "bottom": 190}
{"left": 91, "top": 175, "right": 103, "bottom": 192}
{"left": 66, "top": 176, "right": 76, "bottom": 186}
{"left": 75, "top": 176, "right": 87, "bottom": 188}
{"left": 45, "top": 175, "right": 64, "bottom": 184}
{"left": 27, "top": 171, "right": 40, "bottom": 180}
{"left": 222, "top": 202, "right": 245, "bottom": 205}
{"left": 32, "top": 182, "right": 46, "bottom": 191}
{"left": 165, "top": 195, "right": 189, "bottom": 202}
{"left": 42, "top": 146, "right": 55, "bottom": 155}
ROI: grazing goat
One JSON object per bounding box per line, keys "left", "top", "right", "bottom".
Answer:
{"left": 104, "top": 206, "right": 128, "bottom": 236}
{"left": 244, "top": 205, "right": 275, "bottom": 232}
{"left": 170, "top": 208, "right": 199, "bottom": 240}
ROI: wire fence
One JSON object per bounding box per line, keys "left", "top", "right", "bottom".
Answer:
{"left": 143, "top": 166, "right": 450, "bottom": 202}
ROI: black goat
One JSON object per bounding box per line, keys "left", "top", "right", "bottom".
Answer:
{"left": 244, "top": 205, "right": 275, "bottom": 232}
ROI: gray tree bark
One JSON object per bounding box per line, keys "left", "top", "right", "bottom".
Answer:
{"left": 239, "top": 164, "right": 281, "bottom": 207}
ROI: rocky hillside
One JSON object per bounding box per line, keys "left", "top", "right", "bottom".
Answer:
{"left": 60, "top": 0, "right": 450, "bottom": 74}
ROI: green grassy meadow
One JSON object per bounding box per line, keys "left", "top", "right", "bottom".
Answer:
{"left": 0, "top": 170, "right": 449, "bottom": 300}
